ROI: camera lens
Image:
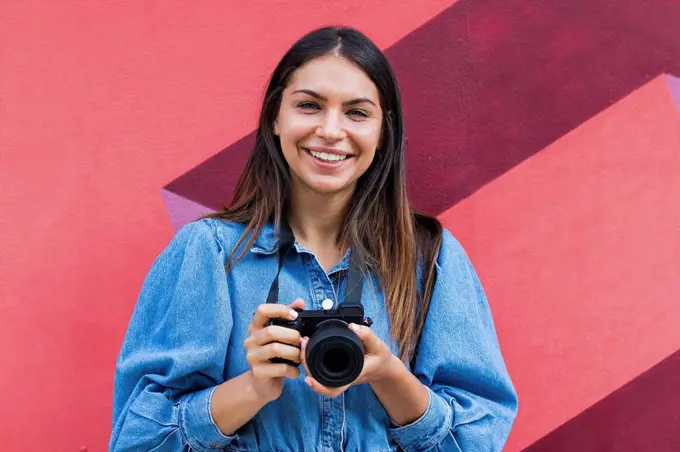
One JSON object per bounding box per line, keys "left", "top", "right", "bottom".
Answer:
{"left": 305, "top": 319, "right": 364, "bottom": 387}
{"left": 322, "top": 346, "right": 349, "bottom": 374}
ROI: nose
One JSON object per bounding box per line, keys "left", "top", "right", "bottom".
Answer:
{"left": 315, "top": 110, "right": 346, "bottom": 142}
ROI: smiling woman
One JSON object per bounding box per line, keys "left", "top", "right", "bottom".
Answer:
{"left": 110, "top": 26, "right": 518, "bottom": 452}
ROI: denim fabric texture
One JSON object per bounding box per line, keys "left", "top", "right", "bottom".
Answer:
{"left": 110, "top": 218, "right": 518, "bottom": 452}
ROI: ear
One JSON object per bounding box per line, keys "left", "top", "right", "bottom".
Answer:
{"left": 273, "top": 120, "right": 280, "bottom": 136}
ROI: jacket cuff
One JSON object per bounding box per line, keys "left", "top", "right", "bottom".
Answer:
{"left": 388, "top": 387, "right": 453, "bottom": 452}
{"left": 178, "top": 386, "right": 238, "bottom": 451}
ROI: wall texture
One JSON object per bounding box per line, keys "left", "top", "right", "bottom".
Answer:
{"left": 1, "top": 1, "right": 679, "bottom": 451}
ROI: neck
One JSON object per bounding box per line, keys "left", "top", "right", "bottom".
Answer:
{"left": 286, "top": 183, "right": 354, "bottom": 251}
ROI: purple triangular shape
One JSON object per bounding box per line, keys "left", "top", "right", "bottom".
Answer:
{"left": 666, "top": 74, "right": 680, "bottom": 115}
{"left": 161, "top": 189, "right": 215, "bottom": 231}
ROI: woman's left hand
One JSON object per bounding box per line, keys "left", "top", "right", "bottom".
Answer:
{"left": 300, "top": 323, "right": 401, "bottom": 398}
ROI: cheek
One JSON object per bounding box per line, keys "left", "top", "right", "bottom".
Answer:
{"left": 351, "top": 126, "right": 381, "bottom": 155}
{"left": 279, "top": 114, "right": 317, "bottom": 142}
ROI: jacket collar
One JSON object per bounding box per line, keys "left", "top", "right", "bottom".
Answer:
{"left": 249, "top": 220, "right": 352, "bottom": 273}
{"left": 249, "top": 221, "right": 280, "bottom": 255}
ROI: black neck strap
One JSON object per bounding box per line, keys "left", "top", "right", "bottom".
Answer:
{"left": 265, "top": 221, "right": 364, "bottom": 308}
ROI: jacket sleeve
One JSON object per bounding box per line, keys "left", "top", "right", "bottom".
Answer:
{"left": 388, "top": 229, "right": 518, "bottom": 452}
{"left": 109, "top": 219, "right": 237, "bottom": 452}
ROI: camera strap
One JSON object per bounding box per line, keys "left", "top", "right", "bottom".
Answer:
{"left": 262, "top": 220, "right": 425, "bottom": 372}
{"left": 265, "top": 220, "right": 364, "bottom": 309}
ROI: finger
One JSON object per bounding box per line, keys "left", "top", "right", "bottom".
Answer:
{"left": 254, "top": 342, "right": 302, "bottom": 364}
{"left": 250, "top": 303, "right": 299, "bottom": 331}
{"left": 288, "top": 298, "right": 306, "bottom": 310}
{"left": 253, "top": 325, "right": 301, "bottom": 347}
{"left": 300, "top": 336, "right": 311, "bottom": 377}
{"left": 304, "top": 376, "right": 349, "bottom": 398}
{"left": 255, "top": 362, "right": 301, "bottom": 380}
{"left": 348, "top": 323, "right": 380, "bottom": 352}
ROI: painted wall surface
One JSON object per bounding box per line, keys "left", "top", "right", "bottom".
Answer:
{"left": 1, "top": 1, "right": 679, "bottom": 451}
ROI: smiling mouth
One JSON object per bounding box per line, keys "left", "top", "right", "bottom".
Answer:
{"left": 302, "top": 147, "right": 350, "bottom": 163}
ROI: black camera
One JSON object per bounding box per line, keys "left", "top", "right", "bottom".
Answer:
{"left": 269, "top": 304, "right": 373, "bottom": 387}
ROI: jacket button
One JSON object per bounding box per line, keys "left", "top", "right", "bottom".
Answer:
{"left": 321, "top": 298, "right": 334, "bottom": 310}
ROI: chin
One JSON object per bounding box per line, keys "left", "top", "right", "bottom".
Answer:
{"left": 303, "top": 179, "right": 355, "bottom": 196}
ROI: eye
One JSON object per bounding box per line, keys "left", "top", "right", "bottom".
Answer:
{"left": 297, "top": 101, "right": 320, "bottom": 110}
{"left": 347, "top": 108, "right": 369, "bottom": 118}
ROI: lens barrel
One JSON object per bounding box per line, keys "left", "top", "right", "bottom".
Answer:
{"left": 305, "top": 319, "right": 364, "bottom": 387}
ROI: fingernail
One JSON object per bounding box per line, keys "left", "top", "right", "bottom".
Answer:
{"left": 305, "top": 377, "right": 312, "bottom": 387}
{"left": 290, "top": 310, "right": 298, "bottom": 319}
{"left": 349, "top": 323, "right": 359, "bottom": 332}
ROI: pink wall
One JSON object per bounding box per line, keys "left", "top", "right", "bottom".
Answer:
{"left": 2, "top": 1, "right": 679, "bottom": 451}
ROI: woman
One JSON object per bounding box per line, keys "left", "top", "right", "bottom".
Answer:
{"left": 110, "top": 26, "right": 517, "bottom": 452}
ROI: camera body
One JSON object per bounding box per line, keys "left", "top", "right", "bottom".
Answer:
{"left": 269, "top": 304, "right": 373, "bottom": 387}
{"left": 270, "top": 304, "right": 373, "bottom": 336}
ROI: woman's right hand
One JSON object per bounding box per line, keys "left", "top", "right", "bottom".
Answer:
{"left": 244, "top": 298, "right": 305, "bottom": 403}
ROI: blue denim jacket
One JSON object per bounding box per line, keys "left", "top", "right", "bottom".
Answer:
{"left": 110, "top": 218, "right": 517, "bottom": 452}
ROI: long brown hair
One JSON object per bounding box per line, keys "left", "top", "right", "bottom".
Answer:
{"left": 205, "top": 26, "right": 443, "bottom": 365}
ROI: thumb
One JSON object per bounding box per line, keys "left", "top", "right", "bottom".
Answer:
{"left": 288, "top": 298, "right": 306, "bottom": 310}
{"left": 349, "top": 323, "right": 379, "bottom": 351}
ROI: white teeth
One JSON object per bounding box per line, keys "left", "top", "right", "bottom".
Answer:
{"left": 308, "top": 149, "right": 348, "bottom": 162}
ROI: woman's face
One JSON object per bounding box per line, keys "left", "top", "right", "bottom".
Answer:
{"left": 274, "top": 55, "right": 383, "bottom": 197}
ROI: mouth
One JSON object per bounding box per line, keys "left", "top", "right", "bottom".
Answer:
{"left": 302, "top": 147, "right": 352, "bottom": 164}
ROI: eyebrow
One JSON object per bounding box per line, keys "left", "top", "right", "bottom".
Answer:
{"left": 291, "top": 89, "right": 377, "bottom": 107}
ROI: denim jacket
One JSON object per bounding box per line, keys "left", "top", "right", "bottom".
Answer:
{"left": 110, "top": 218, "right": 517, "bottom": 452}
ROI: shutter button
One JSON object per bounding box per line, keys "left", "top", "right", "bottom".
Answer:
{"left": 321, "top": 298, "right": 334, "bottom": 310}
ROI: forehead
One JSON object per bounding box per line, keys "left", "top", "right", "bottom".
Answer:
{"left": 286, "top": 55, "right": 380, "bottom": 101}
